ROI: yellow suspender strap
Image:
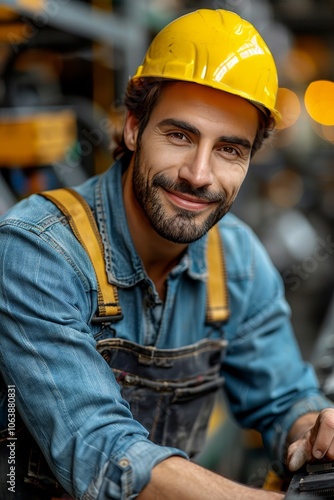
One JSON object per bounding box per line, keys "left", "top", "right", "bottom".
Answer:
{"left": 41, "top": 188, "right": 229, "bottom": 324}
{"left": 206, "top": 225, "right": 230, "bottom": 323}
{"left": 41, "top": 188, "right": 123, "bottom": 323}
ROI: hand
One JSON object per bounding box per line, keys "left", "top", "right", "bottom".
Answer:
{"left": 287, "top": 409, "right": 334, "bottom": 471}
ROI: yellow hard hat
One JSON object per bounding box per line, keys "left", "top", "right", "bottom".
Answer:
{"left": 133, "top": 9, "right": 281, "bottom": 125}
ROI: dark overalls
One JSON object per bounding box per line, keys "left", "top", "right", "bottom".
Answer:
{"left": 0, "top": 188, "right": 229, "bottom": 499}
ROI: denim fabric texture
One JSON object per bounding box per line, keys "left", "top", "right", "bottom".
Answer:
{"left": 0, "top": 159, "right": 332, "bottom": 499}
{"left": 96, "top": 337, "right": 227, "bottom": 458}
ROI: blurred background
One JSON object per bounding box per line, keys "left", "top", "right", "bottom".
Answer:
{"left": 0, "top": 0, "right": 333, "bottom": 489}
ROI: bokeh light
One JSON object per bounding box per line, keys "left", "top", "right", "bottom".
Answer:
{"left": 321, "top": 125, "right": 334, "bottom": 143}
{"left": 266, "top": 169, "right": 304, "bottom": 208}
{"left": 281, "top": 48, "right": 318, "bottom": 84}
{"left": 275, "top": 88, "right": 301, "bottom": 130}
{"left": 304, "top": 80, "right": 334, "bottom": 126}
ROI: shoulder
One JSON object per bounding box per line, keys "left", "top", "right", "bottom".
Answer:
{"left": 0, "top": 180, "right": 101, "bottom": 292}
{"left": 1, "top": 175, "right": 100, "bottom": 229}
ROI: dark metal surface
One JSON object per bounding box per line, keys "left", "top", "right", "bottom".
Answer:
{"left": 285, "top": 463, "right": 334, "bottom": 499}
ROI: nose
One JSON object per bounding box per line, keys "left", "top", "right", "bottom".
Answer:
{"left": 178, "top": 143, "right": 214, "bottom": 188}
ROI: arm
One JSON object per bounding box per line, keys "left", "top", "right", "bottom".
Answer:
{"left": 0, "top": 216, "right": 184, "bottom": 499}
{"left": 138, "top": 456, "right": 284, "bottom": 500}
{"left": 220, "top": 219, "right": 334, "bottom": 464}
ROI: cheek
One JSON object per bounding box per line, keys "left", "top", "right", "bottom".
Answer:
{"left": 143, "top": 144, "right": 183, "bottom": 178}
{"left": 134, "top": 145, "right": 165, "bottom": 187}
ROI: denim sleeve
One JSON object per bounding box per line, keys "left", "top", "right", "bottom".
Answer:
{"left": 0, "top": 221, "right": 187, "bottom": 499}
{"left": 221, "top": 223, "right": 334, "bottom": 465}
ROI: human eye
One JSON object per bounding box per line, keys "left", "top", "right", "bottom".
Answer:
{"left": 168, "top": 131, "right": 190, "bottom": 143}
{"left": 218, "top": 144, "right": 249, "bottom": 160}
{"left": 221, "top": 145, "right": 238, "bottom": 156}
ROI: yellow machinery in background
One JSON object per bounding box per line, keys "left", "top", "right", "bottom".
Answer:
{"left": 0, "top": 5, "right": 25, "bottom": 43}
{"left": 0, "top": 6, "right": 76, "bottom": 168}
{"left": 0, "top": 0, "right": 145, "bottom": 209}
{"left": 0, "top": 109, "right": 77, "bottom": 166}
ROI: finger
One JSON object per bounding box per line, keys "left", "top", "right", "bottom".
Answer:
{"left": 287, "top": 446, "right": 309, "bottom": 472}
{"left": 311, "top": 410, "right": 334, "bottom": 459}
{"left": 314, "top": 433, "right": 334, "bottom": 460}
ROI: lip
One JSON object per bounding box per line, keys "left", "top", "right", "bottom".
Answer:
{"left": 164, "top": 189, "right": 212, "bottom": 212}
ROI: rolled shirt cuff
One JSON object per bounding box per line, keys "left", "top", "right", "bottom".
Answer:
{"left": 87, "top": 439, "right": 188, "bottom": 499}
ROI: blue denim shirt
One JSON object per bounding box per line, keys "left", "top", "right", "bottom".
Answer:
{"left": 0, "top": 160, "right": 332, "bottom": 499}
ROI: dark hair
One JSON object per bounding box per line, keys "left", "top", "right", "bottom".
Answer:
{"left": 113, "top": 78, "right": 175, "bottom": 160}
{"left": 113, "top": 78, "right": 275, "bottom": 160}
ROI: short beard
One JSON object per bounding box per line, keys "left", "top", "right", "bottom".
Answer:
{"left": 132, "top": 150, "right": 230, "bottom": 244}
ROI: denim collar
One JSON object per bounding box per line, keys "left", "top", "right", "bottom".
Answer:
{"left": 95, "top": 159, "right": 208, "bottom": 287}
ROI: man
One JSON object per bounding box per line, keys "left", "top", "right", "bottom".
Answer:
{"left": 0, "top": 8, "right": 333, "bottom": 500}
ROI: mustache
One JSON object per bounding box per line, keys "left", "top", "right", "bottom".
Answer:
{"left": 152, "top": 174, "right": 225, "bottom": 204}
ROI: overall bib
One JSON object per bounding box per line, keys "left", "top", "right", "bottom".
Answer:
{"left": 0, "top": 188, "right": 229, "bottom": 499}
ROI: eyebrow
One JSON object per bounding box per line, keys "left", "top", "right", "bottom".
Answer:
{"left": 157, "top": 118, "right": 252, "bottom": 150}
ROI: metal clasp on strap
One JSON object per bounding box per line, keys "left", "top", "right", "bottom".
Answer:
{"left": 92, "top": 312, "right": 124, "bottom": 324}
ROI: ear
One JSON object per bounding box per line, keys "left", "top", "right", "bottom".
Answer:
{"left": 123, "top": 112, "right": 139, "bottom": 151}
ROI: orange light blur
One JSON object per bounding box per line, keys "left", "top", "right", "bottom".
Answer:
{"left": 304, "top": 80, "right": 334, "bottom": 126}
{"left": 275, "top": 88, "right": 301, "bottom": 130}
{"left": 321, "top": 125, "right": 334, "bottom": 143}
{"left": 267, "top": 169, "right": 304, "bottom": 209}
{"left": 17, "top": 0, "right": 45, "bottom": 12}
{"left": 281, "top": 48, "right": 318, "bottom": 84}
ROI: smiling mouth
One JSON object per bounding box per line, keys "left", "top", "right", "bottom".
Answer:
{"left": 164, "top": 189, "right": 213, "bottom": 212}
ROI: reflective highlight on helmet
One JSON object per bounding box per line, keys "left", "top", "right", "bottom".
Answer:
{"left": 132, "top": 9, "right": 281, "bottom": 125}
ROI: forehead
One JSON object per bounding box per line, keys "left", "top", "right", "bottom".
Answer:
{"left": 148, "top": 82, "right": 260, "bottom": 138}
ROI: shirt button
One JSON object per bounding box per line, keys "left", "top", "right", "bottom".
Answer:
{"left": 119, "top": 458, "right": 130, "bottom": 468}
